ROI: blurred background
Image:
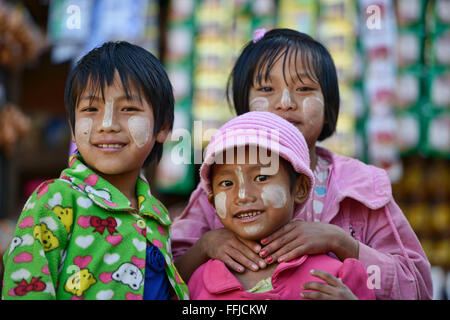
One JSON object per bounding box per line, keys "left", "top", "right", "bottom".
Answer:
{"left": 0, "top": 0, "right": 448, "bottom": 299}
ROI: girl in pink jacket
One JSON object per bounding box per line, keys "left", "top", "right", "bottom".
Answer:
{"left": 188, "top": 111, "right": 375, "bottom": 300}
{"left": 173, "top": 28, "right": 432, "bottom": 299}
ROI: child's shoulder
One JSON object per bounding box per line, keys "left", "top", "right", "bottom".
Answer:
{"left": 29, "top": 176, "right": 83, "bottom": 203}
{"left": 318, "top": 147, "right": 392, "bottom": 200}
{"left": 20, "top": 176, "right": 84, "bottom": 222}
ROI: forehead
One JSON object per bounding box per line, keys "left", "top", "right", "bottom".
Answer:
{"left": 210, "top": 147, "right": 286, "bottom": 177}
{"left": 254, "top": 46, "right": 319, "bottom": 85}
{"left": 78, "top": 70, "right": 144, "bottom": 105}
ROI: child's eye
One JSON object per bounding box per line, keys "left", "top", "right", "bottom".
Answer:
{"left": 296, "top": 86, "right": 315, "bottom": 92}
{"left": 255, "top": 175, "right": 269, "bottom": 182}
{"left": 257, "top": 87, "right": 273, "bottom": 93}
{"left": 80, "top": 106, "right": 97, "bottom": 112}
{"left": 219, "top": 180, "right": 233, "bottom": 187}
{"left": 121, "top": 106, "right": 140, "bottom": 112}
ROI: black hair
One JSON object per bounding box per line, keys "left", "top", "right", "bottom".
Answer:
{"left": 64, "top": 41, "right": 174, "bottom": 166}
{"left": 226, "top": 28, "right": 340, "bottom": 141}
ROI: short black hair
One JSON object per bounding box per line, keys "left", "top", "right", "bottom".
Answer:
{"left": 64, "top": 41, "right": 174, "bottom": 165}
{"left": 226, "top": 28, "right": 340, "bottom": 141}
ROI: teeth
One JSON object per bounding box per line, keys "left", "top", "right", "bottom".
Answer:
{"left": 98, "top": 144, "right": 123, "bottom": 148}
{"left": 236, "top": 211, "right": 261, "bottom": 219}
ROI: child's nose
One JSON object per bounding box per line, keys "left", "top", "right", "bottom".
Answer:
{"left": 98, "top": 105, "right": 120, "bottom": 132}
{"left": 275, "top": 88, "right": 297, "bottom": 111}
{"left": 234, "top": 184, "right": 257, "bottom": 205}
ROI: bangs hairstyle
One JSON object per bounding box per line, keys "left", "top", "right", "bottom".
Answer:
{"left": 64, "top": 41, "right": 174, "bottom": 165}
{"left": 226, "top": 29, "right": 340, "bottom": 141}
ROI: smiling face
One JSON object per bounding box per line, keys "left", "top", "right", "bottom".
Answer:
{"left": 208, "top": 148, "right": 310, "bottom": 241}
{"left": 72, "top": 71, "right": 168, "bottom": 178}
{"left": 248, "top": 52, "right": 325, "bottom": 149}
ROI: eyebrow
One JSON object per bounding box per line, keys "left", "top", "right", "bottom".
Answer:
{"left": 78, "top": 94, "right": 142, "bottom": 103}
{"left": 256, "top": 72, "right": 318, "bottom": 85}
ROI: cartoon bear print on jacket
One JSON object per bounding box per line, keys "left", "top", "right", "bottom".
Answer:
{"left": 65, "top": 268, "right": 97, "bottom": 297}
{"left": 112, "top": 263, "right": 144, "bottom": 290}
{"left": 33, "top": 223, "right": 59, "bottom": 252}
{"left": 52, "top": 205, "right": 74, "bottom": 234}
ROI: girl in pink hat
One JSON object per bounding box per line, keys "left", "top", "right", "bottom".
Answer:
{"left": 173, "top": 29, "right": 432, "bottom": 300}
{"left": 187, "top": 111, "right": 374, "bottom": 300}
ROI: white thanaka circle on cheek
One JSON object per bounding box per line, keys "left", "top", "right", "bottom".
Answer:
{"left": 302, "top": 96, "right": 324, "bottom": 125}
{"left": 128, "top": 116, "right": 150, "bottom": 148}
{"left": 249, "top": 97, "right": 269, "bottom": 111}
{"left": 281, "top": 88, "right": 292, "bottom": 108}
{"left": 214, "top": 192, "right": 227, "bottom": 219}
{"left": 75, "top": 118, "right": 92, "bottom": 144}
{"left": 102, "top": 98, "right": 114, "bottom": 127}
{"left": 261, "top": 184, "right": 287, "bottom": 208}
{"left": 237, "top": 166, "right": 246, "bottom": 199}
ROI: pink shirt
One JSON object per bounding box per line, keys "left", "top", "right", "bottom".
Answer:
{"left": 188, "top": 255, "right": 375, "bottom": 300}
{"left": 172, "top": 147, "right": 433, "bottom": 299}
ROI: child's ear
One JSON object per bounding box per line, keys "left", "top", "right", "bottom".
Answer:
{"left": 293, "top": 175, "right": 311, "bottom": 205}
{"left": 155, "top": 122, "right": 171, "bottom": 144}
{"left": 207, "top": 193, "right": 216, "bottom": 208}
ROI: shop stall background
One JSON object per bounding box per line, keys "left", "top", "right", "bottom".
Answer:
{"left": 0, "top": 0, "right": 448, "bottom": 299}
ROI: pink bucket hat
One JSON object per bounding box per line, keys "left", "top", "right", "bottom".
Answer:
{"left": 200, "top": 111, "right": 314, "bottom": 202}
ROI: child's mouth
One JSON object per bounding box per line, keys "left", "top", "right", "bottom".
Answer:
{"left": 94, "top": 143, "right": 126, "bottom": 151}
{"left": 234, "top": 210, "right": 264, "bottom": 222}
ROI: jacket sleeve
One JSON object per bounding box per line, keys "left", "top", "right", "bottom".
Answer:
{"left": 170, "top": 183, "right": 219, "bottom": 260}
{"left": 2, "top": 183, "right": 69, "bottom": 300}
{"left": 338, "top": 258, "right": 375, "bottom": 300}
{"left": 357, "top": 200, "right": 433, "bottom": 300}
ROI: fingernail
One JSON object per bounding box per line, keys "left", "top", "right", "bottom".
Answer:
{"left": 261, "top": 238, "right": 267, "bottom": 244}
{"left": 251, "top": 264, "right": 259, "bottom": 271}
{"left": 278, "top": 256, "right": 284, "bottom": 263}
{"left": 259, "top": 250, "right": 267, "bottom": 257}
{"left": 254, "top": 245, "right": 261, "bottom": 252}
{"left": 310, "top": 269, "right": 316, "bottom": 274}
{"left": 265, "top": 256, "right": 273, "bottom": 263}
{"left": 259, "top": 261, "right": 267, "bottom": 268}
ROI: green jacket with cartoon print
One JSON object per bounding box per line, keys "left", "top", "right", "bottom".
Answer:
{"left": 2, "top": 155, "right": 189, "bottom": 300}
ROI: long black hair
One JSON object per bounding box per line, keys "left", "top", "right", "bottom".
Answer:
{"left": 226, "top": 28, "right": 340, "bottom": 141}
{"left": 64, "top": 41, "right": 174, "bottom": 165}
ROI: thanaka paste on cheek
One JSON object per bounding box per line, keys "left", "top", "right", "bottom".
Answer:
{"left": 261, "top": 184, "right": 287, "bottom": 208}
{"left": 281, "top": 88, "right": 292, "bottom": 108}
{"left": 302, "top": 96, "right": 324, "bottom": 126}
{"left": 102, "top": 98, "right": 114, "bottom": 127}
{"left": 75, "top": 118, "right": 92, "bottom": 145}
{"left": 214, "top": 192, "right": 227, "bottom": 219}
{"left": 128, "top": 116, "right": 150, "bottom": 148}
{"left": 249, "top": 97, "right": 269, "bottom": 111}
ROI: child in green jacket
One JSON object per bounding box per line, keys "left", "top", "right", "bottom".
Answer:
{"left": 2, "top": 41, "right": 189, "bottom": 300}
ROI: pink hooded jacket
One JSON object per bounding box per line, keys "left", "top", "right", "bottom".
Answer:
{"left": 189, "top": 256, "right": 375, "bottom": 300}
{"left": 171, "top": 147, "right": 433, "bottom": 300}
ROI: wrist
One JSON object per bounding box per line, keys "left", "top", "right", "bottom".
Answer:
{"left": 197, "top": 232, "right": 210, "bottom": 262}
{"left": 332, "top": 226, "right": 359, "bottom": 260}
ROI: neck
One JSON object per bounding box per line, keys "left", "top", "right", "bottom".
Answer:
{"left": 97, "top": 169, "right": 140, "bottom": 209}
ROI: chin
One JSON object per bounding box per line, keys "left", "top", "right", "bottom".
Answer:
{"left": 239, "top": 229, "right": 270, "bottom": 242}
